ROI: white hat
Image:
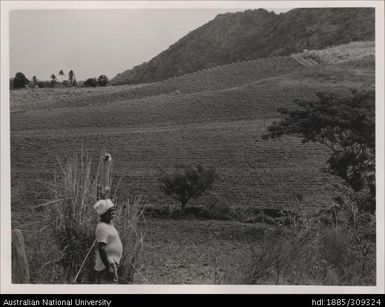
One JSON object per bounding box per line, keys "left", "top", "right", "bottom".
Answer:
{"left": 93, "top": 199, "right": 114, "bottom": 216}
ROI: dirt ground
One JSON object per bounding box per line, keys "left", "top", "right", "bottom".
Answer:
{"left": 136, "top": 218, "right": 266, "bottom": 284}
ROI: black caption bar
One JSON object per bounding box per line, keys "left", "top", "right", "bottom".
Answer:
{"left": 0, "top": 294, "right": 384, "bottom": 307}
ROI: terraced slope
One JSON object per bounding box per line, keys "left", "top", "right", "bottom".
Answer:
{"left": 11, "top": 63, "right": 374, "bottom": 216}
{"left": 11, "top": 56, "right": 302, "bottom": 112}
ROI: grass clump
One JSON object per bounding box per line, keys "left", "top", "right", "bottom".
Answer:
{"left": 45, "top": 152, "right": 147, "bottom": 284}
{"left": 222, "top": 193, "right": 376, "bottom": 285}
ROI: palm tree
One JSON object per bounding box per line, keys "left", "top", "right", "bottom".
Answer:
{"left": 58, "top": 70, "right": 65, "bottom": 82}
{"left": 68, "top": 70, "right": 75, "bottom": 85}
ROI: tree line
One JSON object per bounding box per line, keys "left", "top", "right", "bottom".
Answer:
{"left": 10, "top": 70, "right": 109, "bottom": 89}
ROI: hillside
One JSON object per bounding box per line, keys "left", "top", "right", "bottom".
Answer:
{"left": 109, "top": 8, "right": 374, "bottom": 85}
{"left": 11, "top": 43, "right": 375, "bottom": 214}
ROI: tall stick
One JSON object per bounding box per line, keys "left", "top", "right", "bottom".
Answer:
{"left": 72, "top": 239, "right": 96, "bottom": 284}
{"left": 98, "top": 153, "right": 112, "bottom": 200}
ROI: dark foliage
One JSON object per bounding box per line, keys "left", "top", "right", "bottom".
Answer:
{"left": 50, "top": 74, "right": 57, "bottom": 87}
{"left": 37, "top": 81, "right": 54, "bottom": 88}
{"left": 68, "top": 70, "right": 75, "bottom": 81}
{"left": 97, "top": 75, "right": 109, "bottom": 86}
{"left": 84, "top": 78, "right": 97, "bottom": 87}
{"left": 263, "top": 90, "right": 375, "bottom": 212}
{"left": 159, "top": 164, "right": 217, "bottom": 213}
{"left": 13, "top": 72, "right": 29, "bottom": 89}
{"left": 31, "top": 76, "right": 38, "bottom": 85}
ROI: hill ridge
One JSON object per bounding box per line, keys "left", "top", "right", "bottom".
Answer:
{"left": 110, "top": 8, "right": 374, "bottom": 85}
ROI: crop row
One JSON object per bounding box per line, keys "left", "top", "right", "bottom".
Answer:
{"left": 12, "top": 119, "right": 333, "bottom": 211}
{"left": 11, "top": 81, "right": 347, "bottom": 132}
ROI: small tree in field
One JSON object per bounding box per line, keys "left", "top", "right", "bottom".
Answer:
{"left": 159, "top": 164, "right": 217, "bottom": 214}
{"left": 263, "top": 89, "right": 375, "bottom": 212}
{"left": 50, "top": 74, "right": 57, "bottom": 87}
{"left": 97, "top": 75, "right": 109, "bottom": 86}
{"left": 32, "top": 75, "right": 38, "bottom": 86}
{"left": 13, "top": 72, "right": 29, "bottom": 89}
{"left": 68, "top": 70, "right": 76, "bottom": 85}
{"left": 84, "top": 78, "right": 97, "bottom": 87}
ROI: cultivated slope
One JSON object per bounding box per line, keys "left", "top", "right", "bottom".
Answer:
{"left": 11, "top": 44, "right": 374, "bottom": 213}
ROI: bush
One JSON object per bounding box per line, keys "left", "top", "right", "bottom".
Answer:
{"left": 13, "top": 72, "right": 29, "bottom": 89}
{"left": 97, "top": 75, "right": 109, "bottom": 86}
{"left": 159, "top": 164, "right": 217, "bottom": 214}
{"left": 84, "top": 78, "right": 97, "bottom": 87}
{"left": 37, "top": 80, "right": 55, "bottom": 88}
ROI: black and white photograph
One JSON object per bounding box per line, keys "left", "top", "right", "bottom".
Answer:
{"left": 1, "top": 0, "right": 384, "bottom": 294}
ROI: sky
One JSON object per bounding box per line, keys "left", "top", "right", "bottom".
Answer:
{"left": 10, "top": 8, "right": 291, "bottom": 81}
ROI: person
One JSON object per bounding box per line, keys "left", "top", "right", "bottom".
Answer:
{"left": 93, "top": 199, "right": 123, "bottom": 284}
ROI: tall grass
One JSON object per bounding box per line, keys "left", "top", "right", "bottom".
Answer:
{"left": 217, "top": 189, "right": 376, "bottom": 285}
{"left": 47, "top": 152, "right": 147, "bottom": 283}
{"left": 114, "top": 194, "right": 148, "bottom": 283}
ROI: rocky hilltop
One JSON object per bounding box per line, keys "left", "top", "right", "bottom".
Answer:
{"left": 109, "top": 8, "right": 374, "bottom": 85}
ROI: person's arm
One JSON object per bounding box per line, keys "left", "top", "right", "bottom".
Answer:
{"left": 96, "top": 224, "right": 115, "bottom": 278}
{"left": 97, "top": 242, "right": 115, "bottom": 278}
{"left": 97, "top": 242, "right": 110, "bottom": 269}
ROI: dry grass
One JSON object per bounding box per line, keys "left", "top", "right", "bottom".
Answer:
{"left": 302, "top": 41, "right": 374, "bottom": 65}
{"left": 114, "top": 194, "right": 148, "bottom": 283}
{"left": 217, "top": 190, "right": 376, "bottom": 285}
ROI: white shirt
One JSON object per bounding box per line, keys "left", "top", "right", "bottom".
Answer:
{"left": 94, "top": 221, "right": 123, "bottom": 271}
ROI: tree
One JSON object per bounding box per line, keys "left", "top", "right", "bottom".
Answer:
{"left": 13, "top": 72, "right": 29, "bottom": 89}
{"left": 262, "top": 89, "right": 375, "bottom": 211}
{"left": 84, "top": 78, "right": 97, "bottom": 87}
{"left": 58, "top": 70, "right": 65, "bottom": 82}
{"left": 68, "top": 70, "right": 76, "bottom": 85}
{"left": 32, "top": 76, "right": 38, "bottom": 87}
{"left": 97, "top": 75, "right": 109, "bottom": 86}
{"left": 50, "top": 74, "right": 57, "bottom": 87}
{"left": 159, "top": 164, "right": 217, "bottom": 214}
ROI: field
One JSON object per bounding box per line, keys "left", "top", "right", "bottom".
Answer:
{"left": 10, "top": 42, "right": 375, "bottom": 284}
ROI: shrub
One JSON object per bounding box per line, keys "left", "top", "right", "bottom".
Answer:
{"left": 84, "top": 78, "right": 97, "bottom": 87}
{"left": 159, "top": 164, "right": 217, "bottom": 214}
{"left": 97, "top": 75, "right": 109, "bottom": 86}
{"left": 13, "top": 72, "right": 29, "bottom": 89}
{"left": 37, "top": 80, "right": 55, "bottom": 88}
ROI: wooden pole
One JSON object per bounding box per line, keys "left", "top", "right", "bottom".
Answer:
{"left": 101, "top": 153, "right": 112, "bottom": 199}
{"left": 12, "top": 229, "right": 30, "bottom": 283}
{"left": 97, "top": 153, "right": 112, "bottom": 200}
